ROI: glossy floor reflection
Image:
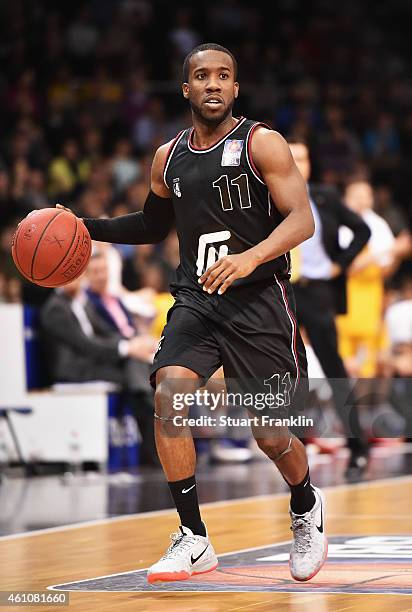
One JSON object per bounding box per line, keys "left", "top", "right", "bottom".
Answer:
{"left": 0, "top": 443, "right": 411, "bottom": 537}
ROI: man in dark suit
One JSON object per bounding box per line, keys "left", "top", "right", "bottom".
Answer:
{"left": 40, "top": 272, "right": 159, "bottom": 465}
{"left": 85, "top": 252, "right": 140, "bottom": 339}
{"left": 84, "top": 250, "right": 156, "bottom": 391}
{"left": 288, "top": 138, "right": 371, "bottom": 474}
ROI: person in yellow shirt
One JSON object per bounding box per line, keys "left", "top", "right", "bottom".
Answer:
{"left": 48, "top": 138, "right": 90, "bottom": 198}
{"left": 288, "top": 138, "right": 371, "bottom": 474}
{"left": 337, "top": 179, "right": 395, "bottom": 377}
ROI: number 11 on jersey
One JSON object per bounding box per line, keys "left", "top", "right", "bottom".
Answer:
{"left": 213, "top": 174, "right": 252, "bottom": 211}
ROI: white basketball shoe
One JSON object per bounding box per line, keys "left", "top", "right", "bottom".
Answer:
{"left": 147, "top": 524, "right": 218, "bottom": 583}
{"left": 289, "top": 486, "right": 328, "bottom": 581}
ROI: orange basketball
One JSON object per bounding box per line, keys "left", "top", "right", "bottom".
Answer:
{"left": 11, "top": 208, "right": 92, "bottom": 288}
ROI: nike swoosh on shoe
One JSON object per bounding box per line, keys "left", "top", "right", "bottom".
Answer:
{"left": 191, "top": 545, "right": 209, "bottom": 564}
{"left": 316, "top": 502, "right": 323, "bottom": 533}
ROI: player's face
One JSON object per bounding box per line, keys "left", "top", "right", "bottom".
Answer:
{"left": 182, "top": 50, "right": 239, "bottom": 126}
{"left": 289, "top": 143, "right": 311, "bottom": 182}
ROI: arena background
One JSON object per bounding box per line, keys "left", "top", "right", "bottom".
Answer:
{"left": 1, "top": 1, "right": 412, "bottom": 610}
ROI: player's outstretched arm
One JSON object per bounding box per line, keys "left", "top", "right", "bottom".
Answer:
{"left": 200, "top": 129, "right": 314, "bottom": 295}
{"left": 57, "top": 142, "right": 174, "bottom": 245}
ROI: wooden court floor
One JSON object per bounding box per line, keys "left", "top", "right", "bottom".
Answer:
{"left": 1, "top": 477, "right": 412, "bottom": 611}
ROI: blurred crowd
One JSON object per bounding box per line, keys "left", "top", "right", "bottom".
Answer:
{"left": 0, "top": 0, "right": 412, "bottom": 424}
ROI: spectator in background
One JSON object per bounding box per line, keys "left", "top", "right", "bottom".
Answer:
{"left": 82, "top": 127, "right": 103, "bottom": 165}
{"left": 90, "top": 240, "right": 126, "bottom": 297}
{"left": 122, "top": 244, "right": 158, "bottom": 291}
{"left": 21, "top": 169, "right": 49, "bottom": 212}
{"left": 1, "top": 0, "right": 412, "bottom": 384}
{"left": 48, "top": 138, "right": 89, "bottom": 200}
{"left": 82, "top": 67, "right": 123, "bottom": 128}
{"left": 119, "top": 242, "right": 174, "bottom": 339}
{"left": 139, "top": 261, "right": 168, "bottom": 294}
{"left": 10, "top": 118, "right": 49, "bottom": 170}
{"left": 169, "top": 8, "right": 200, "bottom": 58}
{"left": 124, "top": 70, "right": 148, "bottom": 128}
{"left": 385, "top": 277, "right": 412, "bottom": 440}
{"left": 146, "top": 271, "right": 175, "bottom": 342}
{"left": 133, "top": 97, "right": 168, "bottom": 153}
{"left": 9, "top": 130, "right": 31, "bottom": 171}
{"left": 385, "top": 278, "right": 412, "bottom": 375}
{"left": 40, "top": 268, "right": 159, "bottom": 465}
{"left": 40, "top": 273, "right": 156, "bottom": 385}
{"left": 0, "top": 224, "right": 19, "bottom": 282}
{"left": 6, "top": 69, "right": 40, "bottom": 120}
{"left": 316, "top": 105, "right": 362, "bottom": 185}
{"left": 0, "top": 272, "right": 7, "bottom": 302}
{"left": 337, "top": 179, "right": 396, "bottom": 378}
{"left": 11, "top": 159, "right": 30, "bottom": 207}
{"left": 6, "top": 277, "right": 21, "bottom": 303}
{"left": 125, "top": 179, "right": 150, "bottom": 211}
{"left": 363, "top": 112, "right": 400, "bottom": 169}
{"left": 47, "top": 65, "right": 77, "bottom": 117}
{"left": 108, "top": 201, "right": 136, "bottom": 260}
{"left": 373, "top": 184, "right": 408, "bottom": 236}
{"left": 77, "top": 188, "right": 106, "bottom": 219}
{"left": 66, "top": 6, "right": 99, "bottom": 70}
{"left": 84, "top": 250, "right": 157, "bottom": 370}
{"left": 111, "top": 138, "right": 141, "bottom": 192}
{"left": 86, "top": 248, "right": 155, "bottom": 327}
{"left": 288, "top": 138, "right": 371, "bottom": 472}
{"left": 0, "top": 270, "right": 21, "bottom": 304}
{"left": 0, "top": 167, "right": 15, "bottom": 228}
{"left": 84, "top": 251, "right": 159, "bottom": 465}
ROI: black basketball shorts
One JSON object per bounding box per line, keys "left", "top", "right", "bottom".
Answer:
{"left": 150, "top": 278, "right": 308, "bottom": 422}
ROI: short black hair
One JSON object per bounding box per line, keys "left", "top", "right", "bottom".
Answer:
{"left": 182, "top": 43, "right": 238, "bottom": 83}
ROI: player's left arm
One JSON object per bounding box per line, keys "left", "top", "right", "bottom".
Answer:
{"left": 200, "top": 128, "right": 314, "bottom": 294}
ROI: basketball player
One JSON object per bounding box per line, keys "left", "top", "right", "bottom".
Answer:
{"left": 59, "top": 43, "right": 327, "bottom": 582}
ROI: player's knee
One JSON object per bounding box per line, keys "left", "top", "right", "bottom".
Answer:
{"left": 254, "top": 435, "right": 291, "bottom": 460}
{"left": 154, "top": 383, "right": 178, "bottom": 420}
{"left": 154, "top": 378, "right": 195, "bottom": 420}
{"left": 154, "top": 367, "right": 201, "bottom": 420}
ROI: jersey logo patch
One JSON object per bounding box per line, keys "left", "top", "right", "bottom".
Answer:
{"left": 196, "top": 230, "right": 231, "bottom": 276}
{"left": 221, "top": 139, "right": 244, "bottom": 166}
{"left": 173, "top": 178, "right": 182, "bottom": 197}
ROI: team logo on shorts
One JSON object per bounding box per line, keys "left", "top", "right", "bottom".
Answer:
{"left": 221, "top": 139, "right": 244, "bottom": 166}
{"left": 155, "top": 335, "right": 165, "bottom": 354}
{"left": 173, "top": 178, "right": 182, "bottom": 198}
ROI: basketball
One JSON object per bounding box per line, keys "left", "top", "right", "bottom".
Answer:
{"left": 11, "top": 208, "right": 92, "bottom": 288}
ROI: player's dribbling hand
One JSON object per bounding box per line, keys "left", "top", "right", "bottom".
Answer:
{"left": 199, "top": 252, "right": 259, "bottom": 295}
{"left": 56, "top": 203, "right": 85, "bottom": 223}
{"left": 56, "top": 203, "right": 74, "bottom": 214}
{"left": 14, "top": 204, "right": 76, "bottom": 236}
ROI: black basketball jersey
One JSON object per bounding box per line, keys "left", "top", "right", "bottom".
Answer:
{"left": 164, "top": 117, "right": 291, "bottom": 293}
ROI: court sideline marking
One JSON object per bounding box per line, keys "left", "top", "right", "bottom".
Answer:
{"left": 1, "top": 474, "right": 411, "bottom": 541}
{"left": 46, "top": 530, "right": 412, "bottom": 596}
